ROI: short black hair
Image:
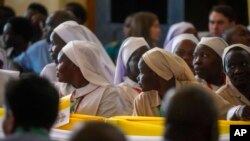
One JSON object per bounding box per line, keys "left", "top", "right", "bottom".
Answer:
{"left": 211, "top": 5, "right": 236, "bottom": 22}
{"left": 65, "top": 2, "right": 87, "bottom": 24}
{"left": 71, "top": 122, "right": 127, "bottom": 141}
{"left": 27, "top": 3, "right": 48, "bottom": 17}
{"left": 164, "top": 85, "right": 218, "bottom": 141}
{"left": 7, "top": 17, "right": 33, "bottom": 42}
{"left": 4, "top": 74, "right": 59, "bottom": 131}
{"left": 0, "top": 6, "right": 15, "bottom": 34}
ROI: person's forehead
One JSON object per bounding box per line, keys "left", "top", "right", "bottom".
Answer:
{"left": 195, "top": 44, "right": 216, "bottom": 54}
{"left": 209, "top": 11, "right": 229, "bottom": 21}
{"left": 226, "top": 49, "right": 250, "bottom": 59}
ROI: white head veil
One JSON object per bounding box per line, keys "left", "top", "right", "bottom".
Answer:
{"left": 222, "top": 44, "right": 250, "bottom": 68}
{"left": 52, "top": 21, "right": 115, "bottom": 79}
{"left": 164, "top": 22, "right": 195, "bottom": 51}
{"left": 114, "top": 37, "right": 149, "bottom": 84}
{"left": 142, "top": 47, "right": 196, "bottom": 82}
{"left": 171, "top": 33, "right": 199, "bottom": 53}
{"left": 62, "top": 41, "right": 114, "bottom": 86}
{"left": 197, "top": 37, "right": 228, "bottom": 57}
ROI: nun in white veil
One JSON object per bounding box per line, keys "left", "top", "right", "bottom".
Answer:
{"left": 41, "top": 21, "right": 115, "bottom": 83}
{"left": 114, "top": 37, "right": 149, "bottom": 115}
{"left": 57, "top": 40, "right": 121, "bottom": 117}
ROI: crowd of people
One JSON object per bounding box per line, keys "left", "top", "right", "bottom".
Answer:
{"left": 0, "top": 2, "right": 250, "bottom": 141}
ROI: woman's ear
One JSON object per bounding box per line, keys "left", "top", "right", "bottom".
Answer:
{"left": 2, "top": 109, "right": 15, "bottom": 136}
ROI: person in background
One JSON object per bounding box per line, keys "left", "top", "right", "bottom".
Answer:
{"left": 105, "top": 14, "right": 134, "bottom": 63}
{"left": 193, "top": 37, "right": 228, "bottom": 91}
{"left": 64, "top": 2, "right": 87, "bottom": 25}
{"left": 24, "top": 3, "right": 48, "bottom": 43}
{"left": 163, "top": 85, "right": 219, "bottom": 141}
{"left": 57, "top": 41, "right": 121, "bottom": 117}
{"left": 114, "top": 37, "right": 149, "bottom": 115}
{"left": 13, "top": 11, "right": 76, "bottom": 74}
{"left": 170, "top": 33, "right": 199, "bottom": 73}
{"left": 70, "top": 122, "right": 127, "bottom": 141}
{"left": 164, "top": 22, "right": 197, "bottom": 51}
{"left": 222, "top": 24, "right": 250, "bottom": 46}
{"left": 208, "top": 5, "right": 236, "bottom": 37}
{"left": 0, "top": 6, "right": 15, "bottom": 49}
{"left": 1, "top": 74, "right": 59, "bottom": 141}
{"left": 133, "top": 47, "right": 231, "bottom": 119}
{"left": 2, "top": 17, "right": 33, "bottom": 69}
{"left": 217, "top": 44, "right": 250, "bottom": 120}
{"left": 130, "top": 11, "right": 160, "bottom": 48}
{"left": 41, "top": 20, "right": 114, "bottom": 83}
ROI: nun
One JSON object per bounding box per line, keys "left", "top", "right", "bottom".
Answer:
{"left": 41, "top": 21, "right": 115, "bottom": 83}
{"left": 57, "top": 40, "right": 121, "bottom": 117}
{"left": 193, "top": 37, "right": 228, "bottom": 91}
{"left": 170, "top": 33, "right": 199, "bottom": 73}
{"left": 114, "top": 37, "right": 149, "bottom": 115}
{"left": 164, "top": 22, "right": 197, "bottom": 51}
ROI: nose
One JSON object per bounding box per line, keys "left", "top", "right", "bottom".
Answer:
{"left": 193, "top": 56, "right": 201, "bottom": 66}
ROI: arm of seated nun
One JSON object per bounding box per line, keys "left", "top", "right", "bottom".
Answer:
{"left": 227, "top": 105, "right": 250, "bottom": 120}
{"left": 97, "top": 87, "right": 123, "bottom": 117}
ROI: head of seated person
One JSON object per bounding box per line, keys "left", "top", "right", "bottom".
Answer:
{"left": 222, "top": 44, "right": 250, "bottom": 100}
{"left": 43, "top": 10, "right": 76, "bottom": 43}
{"left": 222, "top": 24, "right": 250, "bottom": 46}
{"left": 57, "top": 40, "right": 114, "bottom": 88}
{"left": 64, "top": 2, "right": 87, "bottom": 25}
{"left": 3, "top": 17, "right": 33, "bottom": 57}
{"left": 114, "top": 37, "right": 149, "bottom": 84}
{"left": 171, "top": 33, "right": 199, "bottom": 73}
{"left": 193, "top": 37, "right": 228, "bottom": 88}
{"left": 209, "top": 5, "right": 236, "bottom": 37}
{"left": 137, "top": 48, "right": 195, "bottom": 99}
{"left": 49, "top": 20, "right": 103, "bottom": 64}
{"left": 130, "top": 11, "right": 160, "bottom": 48}
{"left": 70, "top": 122, "right": 127, "bottom": 141}
{"left": 2, "top": 74, "right": 59, "bottom": 136}
{"left": 163, "top": 85, "right": 218, "bottom": 141}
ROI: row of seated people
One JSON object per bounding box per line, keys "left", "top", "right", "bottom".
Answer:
{"left": 0, "top": 74, "right": 225, "bottom": 141}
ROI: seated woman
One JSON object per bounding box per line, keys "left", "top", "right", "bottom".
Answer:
{"left": 193, "top": 37, "right": 228, "bottom": 91}
{"left": 70, "top": 122, "right": 127, "bottom": 141}
{"left": 133, "top": 47, "right": 233, "bottom": 119}
{"left": 164, "top": 22, "right": 197, "bottom": 51}
{"left": 130, "top": 11, "right": 160, "bottom": 48}
{"left": 57, "top": 41, "right": 121, "bottom": 117}
{"left": 114, "top": 37, "right": 149, "bottom": 115}
{"left": 170, "top": 33, "right": 199, "bottom": 73}
{"left": 217, "top": 44, "right": 250, "bottom": 120}
{"left": 41, "top": 20, "right": 115, "bottom": 83}
{"left": 163, "top": 85, "right": 219, "bottom": 141}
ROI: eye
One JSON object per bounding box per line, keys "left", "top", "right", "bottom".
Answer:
{"left": 202, "top": 53, "right": 208, "bottom": 58}
{"left": 242, "top": 62, "right": 248, "bottom": 67}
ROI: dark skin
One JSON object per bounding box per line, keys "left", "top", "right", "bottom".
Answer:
{"left": 224, "top": 49, "right": 250, "bottom": 100}
{"left": 224, "top": 48, "right": 250, "bottom": 120}
{"left": 193, "top": 45, "right": 225, "bottom": 86}
{"left": 57, "top": 52, "right": 89, "bottom": 88}
{"left": 126, "top": 46, "right": 148, "bottom": 82}
{"left": 50, "top": 32, "right": 66, "bottom": 64}
{"left": 137, "top": 58, "right": 175, "bottom": 99}
{"left": 173, "top": 40, "right": 196, "bottom": 73}
{"left": 3, "top": 23, "right": 29, "bottom": 58}
{"left": 223, "top": 25, "right": 250, "bottom": 46}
